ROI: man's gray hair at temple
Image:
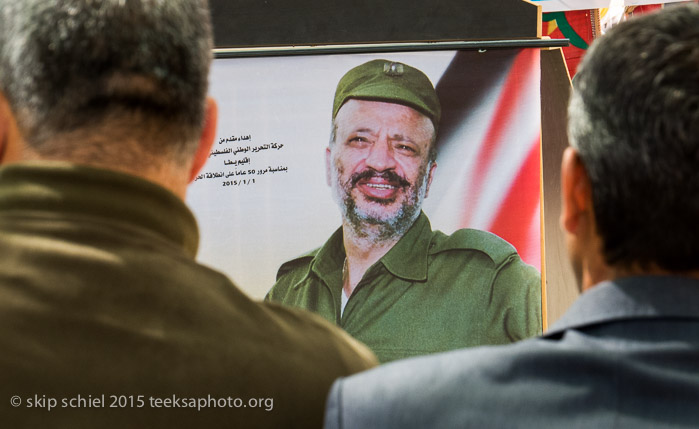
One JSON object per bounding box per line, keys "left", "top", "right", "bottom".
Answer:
{"left": 567, "top": 3, "right": 699, "bottom": 272}
{"left": 0, "top": 0, "right": 212, "bottom": 166}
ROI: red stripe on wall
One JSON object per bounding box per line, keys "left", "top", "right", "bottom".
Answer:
{"left": 461, "top": 48, "right": 539, "bottom": 226}
{"left": 487, "top": 138, "right": 541, "bottom": 268}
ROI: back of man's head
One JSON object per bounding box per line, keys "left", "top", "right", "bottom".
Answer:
{"left": 0, "top": 0, "right": 212, "bottom": 168}
{"left": 567, "top": 4, "right": 699, "bottom": 272}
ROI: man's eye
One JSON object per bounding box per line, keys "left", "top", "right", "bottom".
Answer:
{"left": 396, "top": 144, "right": 416, "bottom": 153}
{"left": 349, "top": 137, "right": 369, "bottom": 144}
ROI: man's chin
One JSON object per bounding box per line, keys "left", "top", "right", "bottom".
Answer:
{"left": 363, "top": 195, "right": 398, "bottom": 205}
{"left": 343, "top": 199, "right": 421, "bottom": 241}
{"left": 352, "top": 200, "right": 404, "bottom": 222}
{"left": 354, "top": 212, "right": 402, "bottom": 226}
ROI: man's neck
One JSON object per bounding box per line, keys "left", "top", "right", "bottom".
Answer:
{"left": 581, "top": 259, "right": 699, "bottom": 292}
{"left": 341, "top": 222, "right": 402, "bottom": 297}
{"left": 15, "top": 150, "right": 189, "bottom": 200}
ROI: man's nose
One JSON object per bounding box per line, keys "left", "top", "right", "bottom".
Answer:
{"left": 364, "top": 139, "right": 396, "bottom": 171}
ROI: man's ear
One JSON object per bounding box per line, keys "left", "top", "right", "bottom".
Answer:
{"left": 0, "top": 116, "right": 6, "bottom": 165}
{"left": 0, "top": 92, "right": 11, "bottom": 163}
{"left": 325, "top": 146, "right": 332, "bottom": 187}
{"left": 424, "top": 161, "right": 437, "bottom": 198}
{"left": 560, "top": 147, "right": 592, "bottom": 236}
{"left": 0, "top": 91, "right": 23, "bottom": 165}
{"left": 188, "top": 97, "right": 218, "bottom": 182}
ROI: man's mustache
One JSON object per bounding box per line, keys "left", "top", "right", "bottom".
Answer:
{"left": 349, "top": 169, "right": 411, "bottom": 189}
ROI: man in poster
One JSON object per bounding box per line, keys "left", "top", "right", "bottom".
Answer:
{"left": 324, "top": 5, "right": 699, "bottom": 427}
{"left": 266, "top": 59, "right": 541, "bottom": 363}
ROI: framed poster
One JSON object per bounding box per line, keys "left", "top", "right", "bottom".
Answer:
{"left": 187, "top": 44, "right": 545, "bottom": 300}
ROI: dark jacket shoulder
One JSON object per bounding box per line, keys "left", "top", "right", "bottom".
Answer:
{"left": 259, "top": 300, "right": 378, "bottom": 371}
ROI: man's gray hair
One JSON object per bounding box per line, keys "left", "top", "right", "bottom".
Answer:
{"left": 566, "top": 4, "right": 699, "bottom": 271}
{"left": 0, "top": 0, "right": 212, "bottom": 164}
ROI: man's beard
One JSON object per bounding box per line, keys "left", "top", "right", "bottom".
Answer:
{"left": 331, "top": 161, "right": 430, "bottom": 242}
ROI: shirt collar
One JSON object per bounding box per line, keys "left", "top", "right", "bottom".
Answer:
{"left": 0, "top": 162, "right": 199, "bottom": 257}
{"left": 309, "top": 227, "right": 346, "bottom": 284}
{"left": 308, "top": 211, "right": 432, "bottom": 284}
{"left": 545, "top": 275, "right": 699, "bottom": 337}
{"left": 380, "top": 211, "right": 432, "bottom": 281}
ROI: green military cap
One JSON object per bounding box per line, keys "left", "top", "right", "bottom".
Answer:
{"left": 332, "top": 59, "right": 441, "bottom": 129}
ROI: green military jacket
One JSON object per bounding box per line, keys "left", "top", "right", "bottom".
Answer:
{"left": 267, "top": 212, "right": 542, "bottom": 363}
{"left": 0, "top": 162, "right": 376, "bottom": 428}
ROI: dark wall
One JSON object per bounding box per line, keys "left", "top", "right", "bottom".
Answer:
{"left": 210, "top": 0, "right": 539, "bottom": 48}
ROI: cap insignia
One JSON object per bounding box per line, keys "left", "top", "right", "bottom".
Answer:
{"left": 383, "top": 62, "right": 404, "bottom": 77}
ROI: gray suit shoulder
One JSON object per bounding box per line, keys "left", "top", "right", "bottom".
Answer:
{"left": 429, "top": 228, "right": 518, "bottom": 265}
{"left": 325, "top": 339, "right": 548, "bottom": 429}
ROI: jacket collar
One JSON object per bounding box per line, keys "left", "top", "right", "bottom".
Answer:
{"left": 306, "top": 211, "right": 433, "bottom": 285}
{"left": 0, "top": 161, "right": 199, "bottom": 257}
{"left": 545, "top": 275, "right": 699, "bottom": 337}
{"left": 380, "top": 212, "right": 432, "bottom": 281}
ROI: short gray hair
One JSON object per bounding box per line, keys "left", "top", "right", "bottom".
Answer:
{"left": 567, "top": 4, "right": 699, "bottom": 271}
{"left": 0, "top": 0, "right": 212, "bottom": 164}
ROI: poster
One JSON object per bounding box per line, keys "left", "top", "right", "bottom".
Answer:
{"left": 187, "top": 48, "right": 542, "bottom": 299}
